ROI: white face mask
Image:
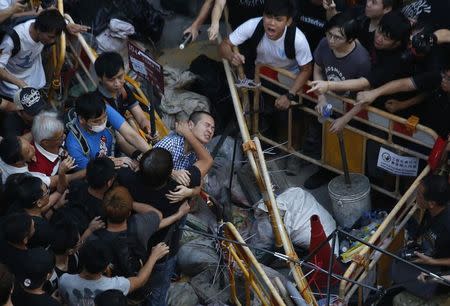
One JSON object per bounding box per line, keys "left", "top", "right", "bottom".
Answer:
{"left": 89, "top": 120, "right": 107, "bottom": 133}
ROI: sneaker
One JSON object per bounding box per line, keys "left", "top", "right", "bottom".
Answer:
{"left": 304, "top": 169, "right": 336, "bottom": 189}
{"left": 285, "top": 155, "right": 309, "bottom": 176}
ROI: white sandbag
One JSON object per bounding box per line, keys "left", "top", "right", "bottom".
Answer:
{"left": 256, "top": 187, "right": 336, "bottom": 249}
{"left": 96, "top": 19, "right": 135, "bottom": 55}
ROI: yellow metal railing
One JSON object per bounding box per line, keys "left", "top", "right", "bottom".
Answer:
{"left": 223, "top": 222, "right": 287, "bottom": 306}
{"left": 64, "top": 14, "right": 169, "bottom": 138}
{"left": 220, "top": 37, "right": 318, "bottom": 305}
{"left": 252, "top": 64, "right": 437, "bottom": 200}
{"left": 47, "top": 0, "right": 66, "bottom": 105}
{"left": 246, "top": 64, "right": 438, "bottom": 304}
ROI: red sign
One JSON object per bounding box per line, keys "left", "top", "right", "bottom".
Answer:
{"left": 128, "top": 42, "right": 164, "bottom": 95}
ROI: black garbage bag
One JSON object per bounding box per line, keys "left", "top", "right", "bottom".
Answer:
{"left": 189, "top": 55, "right": 235, "bottom": 134}
{"left": 112, "top": 0, "right": 165, "bottom": 43}
{"left": 64, "top": 0, "right": 165, "bottom": 43}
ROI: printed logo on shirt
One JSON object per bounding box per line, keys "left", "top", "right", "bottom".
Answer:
{"left": 238, "top": 0, "right": 264, "bottom": 7}
{"left": 15, "top": 51, "right": 34, "bottom": 69}
{"left": 401, "top": 0, "right": 431, "bottom": 21}
{"left": 98, "top": 135, "right": 108, "bottom": 157}
{"left": 299, "top": 16, "right": 325, "bottom": 29}
{"left": 325, "top": 66, "right": 350, "bottom": 97}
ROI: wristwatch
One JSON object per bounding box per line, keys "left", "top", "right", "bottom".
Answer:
{"left": 286, "top": 92, "right": 296, "bottom": 101}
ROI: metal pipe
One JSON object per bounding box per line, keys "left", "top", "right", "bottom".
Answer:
{"left": 337, "top": 132, "right": 351, "bottom": 186}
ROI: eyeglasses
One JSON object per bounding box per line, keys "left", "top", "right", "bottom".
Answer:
{"left": 326, "top": 31, "right": 345, "bottom": 42}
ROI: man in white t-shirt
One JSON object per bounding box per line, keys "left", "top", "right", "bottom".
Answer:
{"left": 219, "top": 0, "right": 313, "bottom": 110}
{"left": 0, "top": 9, "right": 65, "bottom": 101}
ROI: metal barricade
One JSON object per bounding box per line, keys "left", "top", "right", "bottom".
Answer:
{"left": 220, "top": 36, "right": 317, "bottom": 305}
{"left": 63, "top": 15, "right": 169, "bottom": 139}
{"left": 45, "top": 0, "right": 66, "bottom": 105}
{"left": 252, "top": 64, "right": 437, "bottom": 200}
{"left": 222, "top": 222, "right": 287, "bottom": 306}
{"left": 247, "top": 64, "right": 438, "bottom": 303}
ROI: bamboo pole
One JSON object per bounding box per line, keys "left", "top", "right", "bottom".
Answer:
{"left": 225, "top": 223, "right": 287, "bottom": 306}
{"left": 339, "top": 165, "right": 430, "bottom": 299}
{"left": 47, "top": 0, "right": 66, "bottom": 105}
{"left": 218, "top": 35, "right": 283, "bottom": 247}
{"left": 254, "top": 138, "right": 317, "bottom": 305}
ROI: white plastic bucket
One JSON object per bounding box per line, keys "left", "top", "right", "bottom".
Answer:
{"left": 328, "top": 173, "right": 371, "bottom": 228}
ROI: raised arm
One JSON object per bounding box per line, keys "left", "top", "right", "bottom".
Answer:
{"left": 128, "top": 242, "right": 170, "bottom": 293}
{"left": 208, "top": 0, "right": 226, "bottom": 40}
{"left": 0, "top": 0, "right": 27, "bottom": 23}
{"left": 356, "top": 77, "right": 416, "bottom": 105}
{"left": 308, "top": 77, "right": 370, "bottom": 95}
{"left": 176, "top": 121, "right": 213, "bottom": 177}
{"left": 183, "top": 0, "right": 214, "bottom": 41}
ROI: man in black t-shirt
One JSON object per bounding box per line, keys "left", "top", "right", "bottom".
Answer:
{"left": 117, "top": 148, "right": 201, "bottom": 306}
{"left": 0, "top": 213, "right": 35, "bottom": 278}
{"left": 392, "top": 175, "right": 450, "bottom": 304}
{"left": 12, "top": 248, "right": 60, "bottom": 306}
{"left": 61, "top": 157, "right": 115, "bottom": 233}
{"left": 0, "top": 263, "right": 14, "bottom": 306}
{"left": 294, "top": 0, "right": 346, "bottom": 52}
{"left": 308, "top": 11, "right": 412, "bottom": 132}
{"left": 356, "top": 59, "right": 450, "bottom": 138}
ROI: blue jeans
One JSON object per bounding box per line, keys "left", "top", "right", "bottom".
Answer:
{"left": 146, "top": 255, "right": 177, "bottom": 306}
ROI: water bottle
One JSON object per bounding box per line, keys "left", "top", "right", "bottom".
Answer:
{"left": 318, "top": 103, "right": 333, "bottom": 123}
{"left": 179, "top": 33, "right": 193, "bottom": 50}
{"left": 340, "top": 239, "right": 350, "bottom": 253}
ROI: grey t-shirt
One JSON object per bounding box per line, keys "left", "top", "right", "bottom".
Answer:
{"left": 59, "top": 274, "right": 130, "bottom": 306}
{"left": 314, "top": 37, "right": 371, "bottom": 97}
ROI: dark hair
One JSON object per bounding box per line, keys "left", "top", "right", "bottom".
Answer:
{"left": 2, "top": 213, "right": 33, "bottom": 244}
{"left": 264, "top": 0, "right": 294, "bottom": 18}
{"left": 79, "top": 240, "right": 112, "bottom": 274}
{"left": 139, "top": 148, "right": 173, "bottom": 188}
{"left": 422, "top": 175, "right": 450, "bottom": 207}
{"left": 378, "top": 10, "right": 411, "bottom": 48}
{"left": 0, "top": 136, "right": 22, "bottom": 165}
{"left": 0, "top": 264, "right": 14, "bottom": 305}
{"left": 188, "top": 111, "right": 213, "bottom": 125}
{"left": 95, "top": 52, "right": 124, "bottom": 79}
{"left": 14, "top": 175, "right": 44, "bottom": 210}
{"left": 75, "top": 91, "right": 106, "bottom": 120}
{"left": 325, "top": 12, "right": 360, "bottom": 41}
{"left": 86, "top": 157, "right": 116, "bottom": 189}
{"left": 103, "top": 186, "right": 133, "bottom": 224}
{"left": 50, "top": 221, "right": 80, "bottom": 255}
{"left": 381, "top": 0, "right": 400, "bottom": 9}
{"left": 94, "top": 289, "right": 128, "bottom": 306}
{"left": 2, "top": 173, "right": 29, "bottom": 215}
{"left": 23, "top": 248, "right": 55, "bottom": 289}
{"left": 34, "top": 9, "right": 66, "bottom": 35}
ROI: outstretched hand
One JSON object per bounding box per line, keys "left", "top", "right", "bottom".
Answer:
{"left": 307, "top": 80, "right": 329, "bottom": 95}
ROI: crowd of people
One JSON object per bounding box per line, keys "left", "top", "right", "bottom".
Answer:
{"left": 0, "top": 0, "right": 449, "bottom": 305}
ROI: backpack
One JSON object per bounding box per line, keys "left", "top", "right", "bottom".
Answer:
{"left": 0, "top": 16, "right": 36, "bottom": 58}
{"left": 64, "top": 107, "right": 116, "bottom": 158}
